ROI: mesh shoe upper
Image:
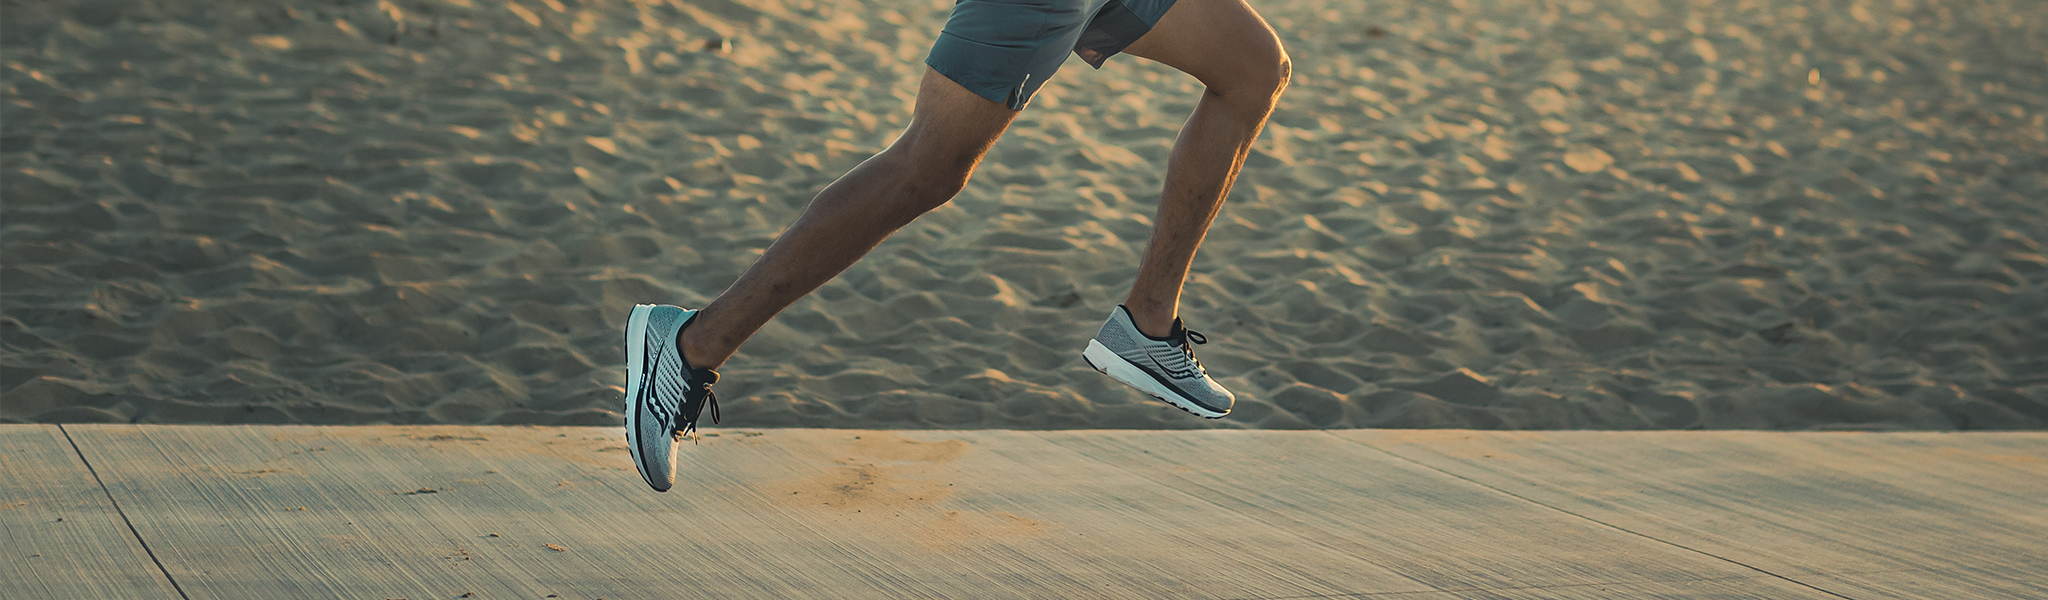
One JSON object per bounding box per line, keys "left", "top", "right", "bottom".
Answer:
{"left": 1092, "top": 305, "right": 1235, "bottom": 414}
{"left": 626, "top": 305, "right": 719, "bottom": 492}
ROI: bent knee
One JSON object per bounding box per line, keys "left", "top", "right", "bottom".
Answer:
{"left": 905, "top": 171, "right": 969, "bottom": 208}
{"left": 878, "top": 142, "right": 977, "bottom": 207}
{"left": 1274, "top": 51, "right": 1293, "bottom": 92}
{"left": 1210, "top": 45, "right": 1290, "bottom": 113}
{"left": 1257, "top": 39, "right": 1292, "bottom": 92}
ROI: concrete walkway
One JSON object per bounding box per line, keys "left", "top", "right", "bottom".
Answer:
{"left": 4, "top": 425, "right": 2043, "bottom": 599}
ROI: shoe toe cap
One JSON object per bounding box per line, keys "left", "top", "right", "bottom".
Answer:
{"left": 640, "top": 445, "right": 675, "bottom": 491}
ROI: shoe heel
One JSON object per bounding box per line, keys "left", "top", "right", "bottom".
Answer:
{"left": 623, "top": 304, "right": 654, "bottom": 484}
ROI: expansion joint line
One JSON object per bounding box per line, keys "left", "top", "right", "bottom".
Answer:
{"left": 58, "top": 424, "right": 194, "bottom": 600}
{"left": 1333, "top": 434, "right": 1860, "bottom": 600}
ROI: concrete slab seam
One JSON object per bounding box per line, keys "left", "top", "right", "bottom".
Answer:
{"left": 57, "top": 424, "right": 193, "bottom": 600}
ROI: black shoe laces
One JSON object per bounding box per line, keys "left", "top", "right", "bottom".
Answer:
{"left": 673, "top": 368, "right": 721, "bottom": 440}
{"left": 1178, "top": 328, "right": 1208, "bottom": 371}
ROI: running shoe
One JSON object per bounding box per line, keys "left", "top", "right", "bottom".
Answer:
{"left": 1081, "top": 305, "right": 1235, "bottom": 418}
{"left": 623, "top": 304, "right": 720, "bottom": 492}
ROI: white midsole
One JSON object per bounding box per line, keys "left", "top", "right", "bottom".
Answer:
{"left": 1083, "top": 339, "right": 1228, "bottom": 418}
{"left": 623, "top": 304, "right": 652, "bottom": 482}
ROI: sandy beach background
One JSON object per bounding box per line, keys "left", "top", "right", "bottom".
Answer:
{"left": 3, "top": 0, "right": 2043, "bottom": 430}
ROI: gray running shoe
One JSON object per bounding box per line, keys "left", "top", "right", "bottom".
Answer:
{"left": 623, "top": 304, "right": 720, "bottom": 492}
{"left": 1082, "top": 305, "right": 1235, "bottom": 418}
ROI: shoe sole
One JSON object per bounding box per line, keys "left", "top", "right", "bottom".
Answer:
{"left": 622, "top": 304, "right": 667, "bottom": 492}
{"left": 1083, "top": 339, "right": 1229, "bottom": 419}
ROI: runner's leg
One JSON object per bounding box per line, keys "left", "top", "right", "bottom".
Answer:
{"left": 678, "top": 68, "right": 1018, "bottom": 370}
{"left": 1117, "top": 0, "right": 1290, "bottom": 337}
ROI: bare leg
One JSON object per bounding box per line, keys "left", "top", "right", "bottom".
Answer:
{"left": 1117, "top": 0, "right": 1291, "bottom": 338}
{"left": 679, "top": 69, "right": 1017, "bottom": 369}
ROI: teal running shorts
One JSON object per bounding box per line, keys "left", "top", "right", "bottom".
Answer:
{"left": 925, "top": 0, "right": 1179, "bottom": 110}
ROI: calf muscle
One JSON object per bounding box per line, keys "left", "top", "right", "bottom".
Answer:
{"left": 679, "top": 69, "right": 1016, "bottom": 369}
{"left": 1117, "top": 0, "right": 1291, "bottom": 337}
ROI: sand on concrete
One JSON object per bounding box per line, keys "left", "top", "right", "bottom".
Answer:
{"left": 3, "top": 0, "right": 2044, "bottom": 429}
{"left": 10, "top": 424, "right": 2045, "bottom": 599}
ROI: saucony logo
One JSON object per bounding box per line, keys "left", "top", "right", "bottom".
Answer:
{"left": 1124, "top": 350, "right": 1223, "bottom": 412}
{"left": 638, "top": 339, "right": 673, "bottom": 425}
{"left": 1141, "top": 350, "right": 1200, "bottom": 380}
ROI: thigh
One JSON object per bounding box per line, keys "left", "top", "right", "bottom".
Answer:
{"left": 925, "top": 0, "right": 1095, "bottom": 110}
{"left": 1119, "top": 0, "right": 1288, "bottom": 91}
{"left": 893, "top": 68, "right": 1022, "bottom": 176}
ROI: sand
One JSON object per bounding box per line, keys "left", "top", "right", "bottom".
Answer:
{"left": 2, "top": 0, "right": 2044, "bottom": 430}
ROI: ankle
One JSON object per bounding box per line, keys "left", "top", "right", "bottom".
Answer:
{"left": 675, "top": 322, "right": 725, "bottom": 372}
{"left": 1122, "top": 304, "right": 1178, "bottom": 339}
